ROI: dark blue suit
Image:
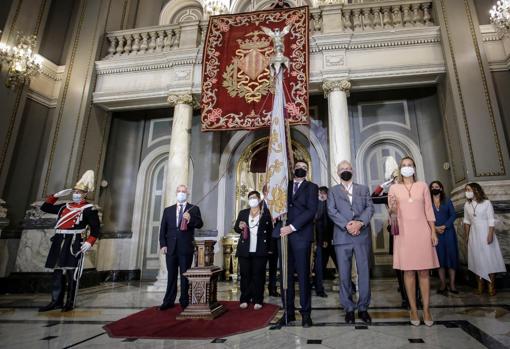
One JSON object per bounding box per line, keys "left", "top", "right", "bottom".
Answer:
{"left": 159, "top": 203, "right": 203, "bottom": 307}
{"left": 274, "top": 180, "right": 318, "bottom": 315}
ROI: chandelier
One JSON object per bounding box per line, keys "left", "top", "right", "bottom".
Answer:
{"left": 202, "top": 0, "right": 229, "bottom": 16}
{"left": 490, "top": 0, "right": 510, "bottom": 34}
{"left": 0, "top": 32, "right": 43, "bottom": 88}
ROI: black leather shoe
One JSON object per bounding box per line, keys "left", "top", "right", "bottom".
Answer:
{"left": 358, "top": 310, "right": 372, "bottom": 324}
{"left": 269, "top": 290, "right": 280, "bottom": 297}
{"left": 316, "top": 291, "right": 328, "bottom": 298}
{"left": 345, "top": 311, "right": 355, "bottom": 324}
{"left": 61, "top": 303, "right": 75, "bottom": 312}
{"left": 38, "top": 301, "right": 63, "bottom": 312}
{"left": 159, "top": 303, "right": 174, "bottom": 311}
{"left": 302, "top": 314, "right": 313, "bottom": 328}
{"left": 276, "top": 313, "right": 296, "bottom": 326}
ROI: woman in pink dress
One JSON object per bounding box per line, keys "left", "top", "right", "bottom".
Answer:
{"left": 389, "top": 156, "right": 439, "bottom": 327}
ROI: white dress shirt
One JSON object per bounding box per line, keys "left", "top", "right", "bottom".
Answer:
{"left": 249, "top": 214, "right": 260, "bottom": 252}
{"left": 342, "top": 182, "right": 353, "bottom": 204}
{"left": 176, "top": 202, "right": 186, "bottom": 226}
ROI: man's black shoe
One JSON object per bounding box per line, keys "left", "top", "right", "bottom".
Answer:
{"left": 276, "top": 313, "right": 296, "bottom": 326}
{"left": 316, "top": 291, "right": 328, "bottom": 298}
{"left": 358, "top": 310, "right": 372, "bottom": 324}
{"left": 345, "top": 311, "right": 355, "bottom": 324}
{"left": 159, "top": 303, "right": 174, "bottom": 311}
{"left": 302, "top": 313, "right": 313, "bottom": 328}
{"left": 38, "top": 301, "right": 63, "bottom": 312}
{"left": 269, "top": 290, "right": 280, "bottom": 297}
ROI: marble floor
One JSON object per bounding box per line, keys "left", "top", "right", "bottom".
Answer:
{"left": 0, "top": 278, "right": 509, "bottom": 349}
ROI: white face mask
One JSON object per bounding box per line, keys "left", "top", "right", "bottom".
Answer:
{"left": 72, "top": 193, "right": 82, "bottom": 203}
{"left": 400, "top": 166, "right": 415, "bottom": 178}
{"left": 248, "top": 198, "right": 260, "bottom": 208}
{"left": 176, "top": 192, "right": 187, "bottom": 203}
{"left": 465, "top": 191, "right": 474, "bottom": 200}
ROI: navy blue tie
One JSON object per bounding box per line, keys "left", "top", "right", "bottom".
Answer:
{"left": 178, "top": 204, "right": 184, "bottom": 228}
{"left": 293, "top": 182, "right": 299, "bottom": 196}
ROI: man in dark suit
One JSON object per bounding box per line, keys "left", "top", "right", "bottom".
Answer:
{"left": 159, "top": 184, "right": 203, "bottom": 310}
{"left": 313, "top": 186, "right": 337, "bottom": 298}
{"left": 275, "top": 160, "right": 318, "bottom": 327}
{"left": 328, "top": 160, "right": 374, "bottom": 324}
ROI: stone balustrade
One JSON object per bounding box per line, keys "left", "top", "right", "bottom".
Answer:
{"left": 102, "top": 0, "right": 433, "bottom": 60}
{"left": 105, "top": 24, "right": 181, "bottom": 59}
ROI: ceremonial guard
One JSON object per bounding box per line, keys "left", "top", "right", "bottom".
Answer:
{"left": 38, "top": 170, "right": 100, "bottom": 312}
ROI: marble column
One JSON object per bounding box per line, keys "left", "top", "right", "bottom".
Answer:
{"left": 149, "top": 93, "right": 194, "bottom": 291}
{"left": 323, "top": 80, "right": 352, "bottom": 185}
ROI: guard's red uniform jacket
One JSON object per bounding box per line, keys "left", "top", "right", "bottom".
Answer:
{"left": 40, "top": 195, "right": 101, "bottom": 269}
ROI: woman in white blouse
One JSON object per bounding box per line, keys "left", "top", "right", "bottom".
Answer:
{"left": 234, "top": 190, "right": 273, "bottom": 310}
{"left": 463, "top": 183, "right": 506, "bottom": 296}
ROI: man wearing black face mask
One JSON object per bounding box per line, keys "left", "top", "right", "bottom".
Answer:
{"left": 328, "top": 160, "right": 374, "bottom": 324}
{"left": 275, "top": 160, "right": 318, "bottom": 328}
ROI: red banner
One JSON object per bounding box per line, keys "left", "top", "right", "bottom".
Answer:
{"left": 201, "top": 6, "right": 309, "bottom": 131}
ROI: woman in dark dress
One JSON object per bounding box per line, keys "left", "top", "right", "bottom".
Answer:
{"left": 430, "top": 181, "right": 459, "bottom": 295}
{"left": 234, "top": 190, "right": 273, "bottom": 310}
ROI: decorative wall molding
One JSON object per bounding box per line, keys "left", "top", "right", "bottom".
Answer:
{"left": 479, "top": 24, "right": 510, "bottom": 71}
{"left": 27, "top": 58, "right": 65, "bottom": 108}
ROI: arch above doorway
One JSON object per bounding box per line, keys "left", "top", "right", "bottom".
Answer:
{"left": 355, "top": 131, "right": 426, "bottom": 183}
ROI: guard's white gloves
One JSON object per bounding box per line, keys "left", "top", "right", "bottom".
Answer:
{"left": 80, "top": 242, "right": 92, "bottom": 254}
{"left": 381, "top": 179, "right": 394, "bottom": 190}
{"left": 54, "top": 189, "right": 73, "bottom": 198}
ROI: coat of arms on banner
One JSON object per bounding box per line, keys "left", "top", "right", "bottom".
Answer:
{"left": 201, "top": 6, "right": 309, "bottom": 131}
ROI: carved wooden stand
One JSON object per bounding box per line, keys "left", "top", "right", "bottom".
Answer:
{"left": 176, "top": 240, "right": 226, "bottom": 320}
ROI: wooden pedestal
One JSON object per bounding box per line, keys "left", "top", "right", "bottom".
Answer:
{"left": 176, "top": 240, "right": 226, "bottom": 320}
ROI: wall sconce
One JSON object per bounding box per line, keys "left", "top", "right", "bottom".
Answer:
{"left": 0, "top": 32, "right": 43, "bottom": 88}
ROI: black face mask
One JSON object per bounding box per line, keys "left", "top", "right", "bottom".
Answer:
{"left": 294, "top": 168, "right": 307, "bottom": 178}
{"left": 431, "top": 189, "right": 442, "bottom": 196}
{"left": 340, "top": 171, "right": 353, "bottom": 181}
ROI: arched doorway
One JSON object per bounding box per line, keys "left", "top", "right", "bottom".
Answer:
{"left": 235, "top": 136, "right": 312, "bottom": 218}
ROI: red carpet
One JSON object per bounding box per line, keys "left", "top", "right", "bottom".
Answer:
{"left": 104, "top": 301, "right": 280, "bottom": 340}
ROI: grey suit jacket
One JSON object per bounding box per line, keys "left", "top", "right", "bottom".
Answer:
{"left": 327, "top": 183, "right": 375, "bottom": 246}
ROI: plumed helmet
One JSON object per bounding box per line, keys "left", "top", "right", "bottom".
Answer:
{"left": 74, "top": 170, "right": 95, "bottom": 192}
{"left": 384, "top": 156, "right": 399, "bottom": 181}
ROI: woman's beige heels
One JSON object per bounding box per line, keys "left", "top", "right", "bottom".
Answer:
{"left": 423, "top": 311, "right": 434, "bottom": 327}
{"left": 409, "top": 311, "right": 420, "bottom": 326}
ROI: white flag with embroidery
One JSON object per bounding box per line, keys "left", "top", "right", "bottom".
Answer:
{"left": 265, "top": 67, "right": 289, "bottom": 220}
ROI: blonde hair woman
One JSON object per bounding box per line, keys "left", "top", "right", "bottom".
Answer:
{"left": 388, "top": 156, "right": 439, "bottom": 327}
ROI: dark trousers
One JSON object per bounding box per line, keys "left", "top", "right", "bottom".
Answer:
{"left": 163, "top": 252, "right": 193, "bottom": 307}
{"left": 238, "top": 254, "right": 267, "bottom": 304}
{"left": 267, "top": 250, "right": 278, "bottom": 292}
{"left": 278, "top": 238, "right": 312, "bottom": 315}
{"left": 313, "top": 243, "right": 338, "bottom": 293}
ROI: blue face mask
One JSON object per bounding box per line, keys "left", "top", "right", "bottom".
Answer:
{"left": 176, "top": 192, "right": 187, "bottom": 203}
{"left": 72, "top": 193, "right": 82, "bottom": 203}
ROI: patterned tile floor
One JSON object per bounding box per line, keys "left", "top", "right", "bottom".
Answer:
{"left": 0, "top": 279, "right": 509, "bottom": 348}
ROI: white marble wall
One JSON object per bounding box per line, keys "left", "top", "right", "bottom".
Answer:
{"left": 14, "top": 229, "right": 54, "bottom": 272}
{"left": 452, "top": 180, "right": 510, "bottom": 266}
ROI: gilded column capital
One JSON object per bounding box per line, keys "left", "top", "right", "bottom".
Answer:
{"left": 322, "top": 80, "right": 351, "bottom": 98}
{"left": 167, "top": 93, "right": 198, "bottom": 108}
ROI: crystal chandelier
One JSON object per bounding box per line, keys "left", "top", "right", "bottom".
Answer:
{"left": 490, "top": 0, "right": 510, "bottom": 34}
{"left": 0, "top": 32, "right": 43, "bottom": 88}
{"left": 202, "top": 0, "right": 229, "bottom": 16}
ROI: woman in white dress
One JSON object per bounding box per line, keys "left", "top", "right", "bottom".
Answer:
{"left": 463, "top": 183, "right": 506, "bottom": 296}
